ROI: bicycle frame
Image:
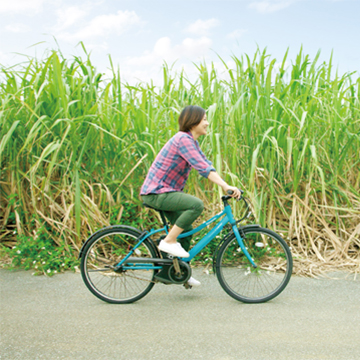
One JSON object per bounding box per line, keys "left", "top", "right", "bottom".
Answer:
{"left": 116, "top": 201, "right": 257, "bottom": 270}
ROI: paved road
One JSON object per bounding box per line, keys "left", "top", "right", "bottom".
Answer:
{"left": 1, "top": 268, "right": 360, "bottom": 360}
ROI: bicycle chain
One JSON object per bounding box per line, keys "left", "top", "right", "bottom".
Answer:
{"left": 120, "top": 272, "right": 157, "bottom": 284}
{"left": 123, "top": 272, "right": 191, "bottom": 287}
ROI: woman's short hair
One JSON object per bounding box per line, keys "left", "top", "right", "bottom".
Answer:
{"left": 178, "top": 105, "right": 206, "bottom": 132}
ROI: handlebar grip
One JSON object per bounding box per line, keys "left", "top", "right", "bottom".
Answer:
{"left": 227, "top": 189, "right": 244, "bottom": 195}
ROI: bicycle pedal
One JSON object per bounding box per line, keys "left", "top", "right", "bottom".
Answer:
{"left": 183, "top": 283, "right": 192, "bottom": 290}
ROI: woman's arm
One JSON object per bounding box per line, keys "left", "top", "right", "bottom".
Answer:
{"left": 208, "top": 171, "right": 242, "bottom": 199}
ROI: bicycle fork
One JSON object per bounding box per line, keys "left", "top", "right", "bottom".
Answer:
{"left": 232, "top": 225, "right": 257, "bottom": 268}
{"left": 224, "top": 204, "right": 257, "bottom": 268}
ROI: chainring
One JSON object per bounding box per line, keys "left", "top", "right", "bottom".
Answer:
{"left": 168, "top": 261, "right": 191, "bottom": 284}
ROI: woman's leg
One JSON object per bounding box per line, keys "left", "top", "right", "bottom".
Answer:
{"left": 141, "top": 192, "right": 204, "bottom": 253}
{"left": 163, "top": 211, "right": 193, "bottom": 251}
{"left": 159, "top": 192, "right": 204, "bottom": 228}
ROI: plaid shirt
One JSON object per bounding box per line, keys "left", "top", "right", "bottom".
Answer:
{"left": 140, "top": 132, "right": 215, "bottom": 195}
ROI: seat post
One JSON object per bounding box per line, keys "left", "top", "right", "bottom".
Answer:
{"left": 159, "top": 211, "right": 169, "bottom": 230}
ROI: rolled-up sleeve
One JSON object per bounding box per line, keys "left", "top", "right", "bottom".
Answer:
{"left": 178, "top": 135, "right": 216, "bottom": 178}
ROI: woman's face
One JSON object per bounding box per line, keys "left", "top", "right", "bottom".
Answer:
{"left": 192, "top": 114, "right": 209, "bottom": 137}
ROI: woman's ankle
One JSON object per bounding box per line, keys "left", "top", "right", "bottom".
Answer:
{"left": 162, "top": 237, "right": 177, "bottom": 244}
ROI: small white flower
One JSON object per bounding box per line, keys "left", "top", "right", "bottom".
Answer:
{"left": 13, "top": 246, "right": 16, "bottom": 249}
{"left": 62, "top": 263, "right": 65, "bottom": 267}
{"left": 35, "top": 266, "right": 38, "bottom": 269}
{"left": 47, "top": 269, "right": 51, "bottom": 273}
{"left": 42, "top": 261, "right": 45, "bottom": 264}
{"left": 13, "top": 231, "right": 17, "bottom": 234}
{"left": 42, "top": 247, "right": 45, "bottom": 250}
{"left": 54, "top": 271, "right": 57, "bottom": 274}
{"left": 17, "top": 250, "right": 21, "bottom": 254}
{"left": 33, "top": 261, "right": 36, "bottom": 264}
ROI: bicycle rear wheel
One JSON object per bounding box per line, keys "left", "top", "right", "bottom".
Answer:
{"left": 216, "top": 227, "right": 293, "bottom": 303}
{"left": 80, "top": 226, "right": 158, "bottom": 304}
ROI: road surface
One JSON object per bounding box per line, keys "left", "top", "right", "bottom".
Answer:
{"left": 1, "top": 269, "right": 359, "bottom": 360}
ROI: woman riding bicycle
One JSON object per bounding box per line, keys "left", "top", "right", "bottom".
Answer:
{"left": 140, "top": 105, "right": 241, "bottom": 286}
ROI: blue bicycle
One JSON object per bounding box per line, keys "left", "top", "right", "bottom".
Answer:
{"left": 79, "top": 191, "right": 293, "bottom": 304}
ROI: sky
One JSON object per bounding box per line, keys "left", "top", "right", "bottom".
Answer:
{"left": 0, "top": 0, "right": 359, "bottom": 85}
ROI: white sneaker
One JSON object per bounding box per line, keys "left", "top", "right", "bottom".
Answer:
{"left": 158, "top": 241, "right": 190, "bottom": 258}
{"left": 187, "top": 276, "right": 201, "bottom": 287}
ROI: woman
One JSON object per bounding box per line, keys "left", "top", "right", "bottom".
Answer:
{"left": 140, "top": 105, "right": 241, "bottom": 286}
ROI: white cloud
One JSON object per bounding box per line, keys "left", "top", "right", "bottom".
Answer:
{"left": 185, "top": 19, "right": 220, "bottom": 36}
{"left": 127, "top": 36, "right": 213, "bottom": 67}
{"left": 5, "top": 23, "right": 31, "bottom": 33}
{"left": 84, "top": 42, "right": 109, "bottom": 53}
{"left": 249, "top": 0, "right": 294, "bottom": 13}
{"left": 55, "top": 6, "right": 88, "bottom": 32}
{"left": 180, "top": 37, "right": 213, "bottom": 58}
{"left": 227, "top": 29, "right": 248, "bottom": 39}
{"left": 57, "top": 10, "right": 142, "bottom": 42}
{"left": 120, "top": 36, "right": 213, "bottom": 84}
{"left": 0, "top": 0, "right": 45, "bottom": 14}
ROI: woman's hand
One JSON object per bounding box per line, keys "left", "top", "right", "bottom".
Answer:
{"left": 223, "top": 185, "right": 242, "bottom": 199}
{"left": 208, "top": 172, "right": 242, "bottom": 199}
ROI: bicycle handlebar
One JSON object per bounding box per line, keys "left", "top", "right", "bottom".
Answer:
{"left": 226, "top": 189, "right": 244, "bottom": 197}
{"left": 226, "top": 189, "right": 251, "bottom": 224}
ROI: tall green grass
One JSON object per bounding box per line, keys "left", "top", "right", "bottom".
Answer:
{"left": 1, "top": 47, "right": 359, "bottom": 275}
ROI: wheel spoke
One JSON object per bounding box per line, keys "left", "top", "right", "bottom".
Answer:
{"left": 217, "top": 228, "right": 292, "bottom": 303}
{"left": 80, "top": 228, "right": 157, "bottom": 303}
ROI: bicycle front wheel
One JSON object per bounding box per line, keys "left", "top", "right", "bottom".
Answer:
{"left": 216, "top": 227, "right": 293, "bottom": 303}
{"left": 80, "top": 226, "right": 158, "bottom": 304}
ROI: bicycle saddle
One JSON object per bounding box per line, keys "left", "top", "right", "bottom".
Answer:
{"left": 143, "top": 203, "right": 168, "bottom": 227}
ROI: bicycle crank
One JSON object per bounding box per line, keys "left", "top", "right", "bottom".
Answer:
{"left": 154, "top": 259, "right": 191, "bottom": 285}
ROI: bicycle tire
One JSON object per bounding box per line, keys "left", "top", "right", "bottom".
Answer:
{"left": 80, "top": 226, "right": 158, "bottom": 304}
{"left": 216, "top": 227, "right": 293, "bottom": 303}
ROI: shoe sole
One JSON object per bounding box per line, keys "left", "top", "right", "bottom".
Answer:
{"left": 158, "top": 246, "right": 189, "bottom": 258}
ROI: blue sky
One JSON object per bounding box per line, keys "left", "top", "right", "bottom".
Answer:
{"left": 0, "top": 0, "right": 359, "bottom": 84}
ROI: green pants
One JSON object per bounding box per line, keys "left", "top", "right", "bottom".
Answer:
{"left": 141, "top": 192, "right": 204, "bottom": 251}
